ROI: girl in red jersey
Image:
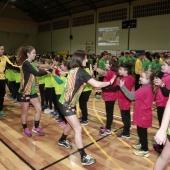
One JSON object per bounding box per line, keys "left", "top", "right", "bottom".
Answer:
{"left": 94, "top": 59, "right": 118, "bottom": 135}
{"left": 120, "top": 71, "right": 155, "bottom": 157}
{"left": 153, "top": 58, "right": 170, "bottom": 153}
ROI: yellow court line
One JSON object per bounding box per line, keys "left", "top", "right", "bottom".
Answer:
{"left": 76, "top": 105, "right": 124, "bottom": 170}
{"left": 92, "top": 98, "right": 154, "bottom": 165}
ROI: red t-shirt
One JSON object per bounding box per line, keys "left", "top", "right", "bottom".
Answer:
{"left": 102, "top": 70, "right": 118, "bottom": 101}
{"left": 156, "top": 73, "right": 170, "bottom": 107}
{"left": 133, "top": 85, "right": 154, "bottom": 128}
{"left": 118, "top": 75, "right": 135, "bottom": 110}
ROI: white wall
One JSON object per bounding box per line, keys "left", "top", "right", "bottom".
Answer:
{"left": 37, "top": 31, "right": 52, "bottom": 54}
{"left": 129, "top": 14, "right": 170, "bottom": 50}
{"left": 0, "top": 17, "right": 37, "bottom": 53}
{"left": 71, "top": 24, "right": 95, "bottom": 54}
{"left": 52, "top": 28, "right": 70, "bottom": 53}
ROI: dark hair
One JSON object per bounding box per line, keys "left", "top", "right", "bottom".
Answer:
{"left": 39, "top": 57, "right": 45, "bottom": 64}
{"left": 119, "top": 62, "right": 132, "bottom": 75}
{"left": 55, "top": 55, "right": 63, "bottom": 64}
{"left": 69, "top": 50, "right": 86, "bottom": 68}
{"left": 109, "top": 59, "right": 118, "bottom": 72}
{"left": 144, "top": 52, "right": 152, "bottom": 62}
{"left": 152, "top": 52, "right": 160, "bottom": 59}
{"left": 62, "top": 60, "right": 70, "bottom": 70}
{"left": 101, "top": 51, "right": 108, "bottom": 58}
{"left": 17, "top": 46, "right": 34, "bottom": 66}
{"left": 121, "top": 51, "right": 124, "bottom": 56}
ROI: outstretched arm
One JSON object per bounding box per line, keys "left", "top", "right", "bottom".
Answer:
{"left": 6, "top": 57, "right": 20, "bottom": 72}
{"left": 88, "top": 75, "right": 116, "bottom": 88}
{"left": 23, "top": 61, "right": 52, "bottom": 76}
{"left": 119, "top": 80, "right": 135, "bottom": 100}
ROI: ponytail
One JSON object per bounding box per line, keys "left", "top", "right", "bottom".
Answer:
{"left": 17, "top": 46, "right": 34, "bottom": 66}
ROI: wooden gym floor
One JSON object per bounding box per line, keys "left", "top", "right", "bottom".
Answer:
{"left": 0, "top": 90, "right": 170, "bottom": 170}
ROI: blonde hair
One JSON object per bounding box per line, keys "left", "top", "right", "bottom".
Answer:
{"left": 142, "top": 71, "right": 156, "bottom": 93}
{"left": 17, "top": 46, "right": 34, "bottom": 66}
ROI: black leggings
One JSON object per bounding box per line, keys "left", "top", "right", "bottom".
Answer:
{"left": 105, "top": 100, "right": 116, "bottom": 129}
{"left": 56, "top": 95, "right": 66, "bottom": 122}
{"left": 157, "top": 106, "right": 165, "bottom": 127}
{"left": 13, "top": 82, "right": 20, "bottom": 100}
{"left": 137, "top": 126, "right": 148, "bottom": 151}
{"left": 121, "top": 109, "right": 131, "bottom": 135}
{"left": 39, "top": 84, "right": 46, "bottom": 106}
{"left": 45, "top": 87, "right": 53, "bottom": 110}
{"left": 135, "top": 73, "right": 140, "bottom": 90}
{"left": 0, "top": 80, "right": 6, "bottom": 111}
{"left": 79, "top": 90, "right": 91, "bottom": 121}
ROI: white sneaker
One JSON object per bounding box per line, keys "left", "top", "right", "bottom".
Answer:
{"left": 44, "top": 108, "right": 50, "bottom": 114}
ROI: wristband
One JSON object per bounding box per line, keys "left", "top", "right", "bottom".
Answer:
{"left": 161, "top": 83, "right": 165, "bottom": 87}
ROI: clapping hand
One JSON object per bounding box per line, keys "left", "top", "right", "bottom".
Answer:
{"left": 119, "top": 79, "right": 125, "bottom": 87}
{"left": 110, "top": 75, "right": 116, "bottom": 85}
{"left": 93, "top": 63, "right": 97, "bottom": 71}
{"left": 153, "top": 77, "right": 162, "bottom": 86}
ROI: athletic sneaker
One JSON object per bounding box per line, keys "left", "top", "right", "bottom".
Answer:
{"left": 81, "top": 154, "right": 96, "bottom": 166}
{"left": 80, "top": 120, "right": 88, "bottom": 126}
{"left": 58, "top": 140, "right": 72, "bottom": 149}
{"left": 95, "top": 95, "right": 100, "bottom": 99}
{"left": 100, "top": 126, "right": 106, "bottom": 130}
{"left": 51, "top": 110, "right": 59, "bottom": 116}
{"left": 0, "top": 111, "right": 6, "bottom": 117}
{"left": 13, "top": 100, "right": 19, "bottom": 104}
{"left": 44, "top": 108, "right": 51, "bottom": 114}
{"left": 78, "top": 117, "right": 83, "bottom": 121}
{"left": 132, "top": 143, "right": 141, "bottom": 150}
{"left": 59, "top": 121, "right": 67, "bottom": 127}
{"left": 32, "top": 127, "right": 45, "bottom": 136}
{"left": 133, "top": 150, "right": 149, "bottom": 157}
{"left": 117, "top": 133, "right": 131, "bottom": 139}
{"left": 99, "top": 128, "right": 111, "bottom": 135}
{"left": 56, "top": 117, "right": 63, "bottom": 123}
{"left": 23, "top": 128, "right": 32, "bottom": 137}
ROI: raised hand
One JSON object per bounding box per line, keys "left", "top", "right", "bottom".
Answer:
{"left": 119, "top": 79, "right": 125, "bottom": 87}
{"left": 110, "top": 75, "right": 116, "bottom": 85}
{"left": 153, "top": 77, "right": 162, "bottom": 86}
{"left": 93, "top": 63, "right": 97, "bottom": 71}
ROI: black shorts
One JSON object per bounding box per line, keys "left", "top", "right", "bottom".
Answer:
{"left": 59, "top": 104, "right": 76, "bottom": 117}
{"left": 18, "top": 93, "right": 38, "bottom": 103}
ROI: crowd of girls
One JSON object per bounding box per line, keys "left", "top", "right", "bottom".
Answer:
{"left": 1, "top": 44, "right": 170, "bottom": 168}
